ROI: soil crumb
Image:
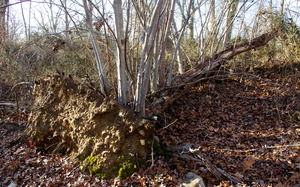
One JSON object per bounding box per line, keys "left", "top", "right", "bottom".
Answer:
{"left": 27, "top": 74, "right": 153, "bottom": 178}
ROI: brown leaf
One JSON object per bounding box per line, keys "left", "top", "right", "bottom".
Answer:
{"left": 243, "top": 156, "right": 256, "bottom": 170}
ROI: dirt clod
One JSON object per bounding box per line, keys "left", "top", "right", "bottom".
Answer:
{"left": 27, "top": 74, "right": 153, "bottom": 178}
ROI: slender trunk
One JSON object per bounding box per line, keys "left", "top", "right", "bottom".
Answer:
{"left": 152, "top": 29, "right": 160, "bottom": 93}
{"left": 171, "top": 16, "right": 184, "bottom": 74}
{"left": 167, "top": 0, "right": 193, "bottom": 86}
{"left": 21, "top": 2, "right": 28, "bottom": 40}
{"left": 134, "top": 0, "right": 165, "bottom": 115}
{"left": 0, "top": 0, "right": 9, "bottom": 47}
{"left": 83, "top": 0, "right": 110, "bottom": 95}
{"left": 189, "top": 1, "right": 195, "bottom": 41}
{"left": 28, "top": 0, "right": 31, "bottom": 40}
{"left": 210, "top": 0, "right": 215, "bottom": 33}
{"left": 223, "top": 0, "right": 239, "bottom": 45}
{"left": 64, "top": 0, "right": 69, "bottom": 39}
{"left": 158, "top": 0, "right": 175, "bottom": 86}
{"left": 113, "top": 0, "right": 128, "bottom": 105}
{"left": 280, "top": 0, "right": 284, "bottom": 16}
{"left": 5, "top": 0, "right": 8, "bottom": 39}
{"left": 251, "top": 0, "right": 263, "bottom": 39}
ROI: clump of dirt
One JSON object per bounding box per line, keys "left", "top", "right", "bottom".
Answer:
{"left": 27, "top": 74, "right": 153, "bottom": 178}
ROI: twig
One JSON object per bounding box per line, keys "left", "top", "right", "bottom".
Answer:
{"left": 52, "top": 141, "right": 65, "bottom": 154}
{"left": 150, "top": 138, "right": 154, "bottom": 168}
{"left": 163, "top": 119, "right": 178, "bottom": 129}
{"left": 0, "top": 0, "right": 30, "bottom": 9}
{"left": 221, "top": 143, "right": 300, "bottom": 153}
{"left": 11, "top": 82, "right": 34, "bottom": 92}
{"left": 0, "top": 102, "right": 17, "bottom": 107}
{"left": 275, "top": 88, "right": 281, "bottom": 122}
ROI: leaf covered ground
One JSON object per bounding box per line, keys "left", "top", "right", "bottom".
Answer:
{"left": 155, "top": 66, "right": 300, "bottom": 186}
{"left": 0, "top": 66, "right": 299, "bottom": 186}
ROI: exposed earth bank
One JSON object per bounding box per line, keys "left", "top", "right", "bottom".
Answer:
{"left": 27, "top": 74, "right": 153, "bottom": 178}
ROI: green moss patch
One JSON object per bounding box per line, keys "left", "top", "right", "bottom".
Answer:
{"left": 118, "top": 160, "right": 136, "bottom": 180}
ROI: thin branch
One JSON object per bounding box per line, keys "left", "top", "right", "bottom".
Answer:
{"left": 0, "top": 0, "right": 30, "bottom": 9}
{"left": 163, "top": 119, "right": 178, "bottom": 129}
{"left": 221, "top": 143, "right": 300, "bottom": 153}
{"left": 171, "top": 152, "right": 242, "bottom": 184}
{"left": 11, "top": 82, "right": 34, "bottom": 92}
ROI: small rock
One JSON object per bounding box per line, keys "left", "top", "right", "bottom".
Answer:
{"left": 140, "top": 139, "right": 145, "bottom": 145}
{"left": 139, "top": 130, "right": 145, "bottom": 136}
{"left": 181, "top": 172, "right": 205, "bottom": 187}
{"left": 8, "top": 181, "right": 18, "bottom": 187}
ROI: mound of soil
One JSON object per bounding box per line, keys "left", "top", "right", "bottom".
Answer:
{"left": 27, "top": 74, "right": 153, "bottom": 178}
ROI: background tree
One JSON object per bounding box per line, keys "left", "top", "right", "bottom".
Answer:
{"left": 223, "top": 0, "right": 239, "bottom": 45}
{"left": 0, "top": 0, "right": 9, "bottom": 47}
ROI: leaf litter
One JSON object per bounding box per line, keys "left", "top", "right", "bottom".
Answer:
{"left": 0, "top": 66, "right": 299, "bottom": 186}
{"left": 155, "top": 66, "right": 299, "bottom": 186}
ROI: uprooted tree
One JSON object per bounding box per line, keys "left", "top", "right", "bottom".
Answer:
{"left": 10, "top": 0, "right": 287, "bottom": 180}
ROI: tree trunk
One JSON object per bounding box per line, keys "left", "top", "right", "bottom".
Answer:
{"left": 171, "top": 14, "right": 184, "bottom": 75}
{"left": 280, "top": 0, "right": 284, "bottom": 15}
{"left": 189, "top": 0, "right": 195, "bottom": 41}
{"left": 113, "top": 0, "right": 128, "bottom": 105}
{"left": 210, "top": 0, "right": 215, "bottom": 33}
{"left": 0, "top": 0, "right": 9, "bottom": 47}
{"left": 64, "top": 0, "right": 69, "bottom": 39}
{"left": 83, "top": 0, "right": 110, "bottom": 95}
{"left": 167, "top": 0, "right": 193, "bottom": 86}
{"left": 134, "top": 0, "right": 165, "bottom": 115}
{"left": 21, "top": 2, "right": 28, "bottom": 40}
{"left": 223, "top": 0, "right": 239, "bottom": 45}
{"left": 158, "top": 0, "right": 175, "bottom": 87}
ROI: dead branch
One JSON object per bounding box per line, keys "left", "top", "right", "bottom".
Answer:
{"left": 220, "top": 143, "right": 300, "bottom": 153}
{"left": 158, "top": 31, "right": 277, "bottom": 110}
{"left": 0, "top": 102, "right": 17, "bottom": 107}
{"left": 11, "top": 82, "right": 34, "bottom": 92}
{"left": 172, "top": 152, "right": 242, "bottom": 184}
{"left": 173, "top": 31, "right": 277, "bottom": 85}
{"left": 167, "top": 145, "right": 242, "bottom": 184}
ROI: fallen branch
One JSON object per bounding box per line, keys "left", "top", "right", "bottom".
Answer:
{"left": 159, "top": 31, "right": 277, "bottom": 110}
{"left": 172, "top": 152, "right": 242, "bottom": 184}
{"left": 11, "top": 82, "right": 34, "bottom": 92}
{"left": 173, "top": 31, "right": 277, "bottom": 85}
{"left": 0, "top": 102, "right": 17, "bottom": 107}
{"left": 166, "top": 145, "right": 242, "bottom": 184}
{"left": 220, "top": 143, "right": 300, "bottom": 153}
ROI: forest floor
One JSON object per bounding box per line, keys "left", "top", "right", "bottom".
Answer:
{"left": 0, "top": 65, "right": 299, "bottom": 186}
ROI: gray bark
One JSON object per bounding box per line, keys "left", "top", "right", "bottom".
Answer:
{"left": 64, "top": 0, "right": 69, "bottom": 39}
{"left": 134, "top": 0, "right": 165, "bottom": 115}
{"left": 21, "top": 2, "right": 28, "bottom": 39}
{"left": 210, "top": 0, "right": 215, "bottom": 33}
{"left": 167, "top": 0, "right": 194, "bottom": 86}
{"left": 280, "top": 0, "right": 284, "bottom": 15}
{"left": 113, "top": 0, "right": 129, "bottom": 105}
{"left": 0, "top": 0, "right": 8, "bottom": 47}
{"left": 83, "top": 0, "right": 110, "bottom": 95}
{"left": 189, "top": 0, "right": 195, "bottom": 41}
{"left": 223, "top": 0, "right": 239, "bottom": 45}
